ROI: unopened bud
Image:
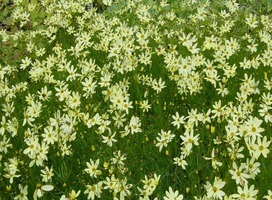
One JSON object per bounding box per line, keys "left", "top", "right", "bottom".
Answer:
{"left": 211, "top": 126, "right": 215, "bottom": 134}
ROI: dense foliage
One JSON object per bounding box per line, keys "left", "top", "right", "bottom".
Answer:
{"left": 1, "top": 0, "right": 272, "bottom": 199}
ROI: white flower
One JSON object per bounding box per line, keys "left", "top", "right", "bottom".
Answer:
{"left": 206, "top": 177, "right": 226, "bottom": 200}
{"left": 33, "top": 184, "right": 54, "bottom": 200}
{"left": 163, "top": 187, "right": 183, "bottom": 200}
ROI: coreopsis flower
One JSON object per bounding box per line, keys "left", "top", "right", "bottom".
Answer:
{"left": 67, "top": 91, "right": 81, "bottom": 109}
{"left": 129, "top": 116, "right": 142, "bottom": 134}
{"left": 137, "top": 187, "right": 154, "bottom": 199}
{"left": 104, "top": 174, "right": 118, "bottom": 191}
{"left": 2, "top": 102, "right": 15, "bottom": 117}
{"left": 20, "top": 57, "right": 31, "bottom": 70}
{"left": 82, "top": 77, "right": 97, "bottom": 98}
{"left": 216, "top": 82, "right": 229, "bottom": 97}
{"left": 60, "top": 114, "right": 75, "bottom": 134}
{"left": 203, "top": 35, "right": 218, "bottom": 50}
{"left": 156, "top": 130, "right": 175, "bottom": 152}
{"left": 211, "top": 100, "right": 225, "bottom": 120}
{"left": 42, "top": 126, "right": 57, "bottom": 145}
{"left": 111, "top": 150, "right": 126, "bottom": 166}
{"left": 87, "top": 113, "right": 101, "bottom": 128}
{"left": 229, "top": 162, "right": 250, "bottom": 185}
{"left": 244, "top": 158, "right": 260, "bottom": 179}
{"left": 99, "top": 72, "right": 112, "bottom": 87}
{"left": 245, "top": 13, "right": 258, "bottom": 29}
{"left": 261, "top": 92, "right": 272, "bottom": 105}
{"left": 55, "top": 83, "right": 71, "bottom": 102}
{"left": 112, "top": 111, "right": 126, "bottom": 128}
{"left": 84, "top": 159, "right": 102, "bottom": 178}
{"left": 245, "top": 116, "right": 264, "bottom": 143}
{"left": 0, "top": 135, "right": 12, "bottom": 153}
{"left": 139, "top": 100, "right": 151, "bottom": 112}
{"left": 14, "top": 184, "right": 28, "bottom": 200}
{"left": 232, "top": 183, "right": 258, "bottom": 199}
{"left": 102, "top": 0, "right": 112, "bottom": 6}
{"left": 172, "top": 112, "right": 185, "bottom": 129}
{"left": 173, "top": 154, "right": 188, "bottom": 169}
{"left": 84, "top": 181, "right": 103, "bottom": 200}
{"left": 138, "top": 174, "right": 161, "bottom": 198}
{"left": 4, "top": 158, "right": 21, "bottom": 183}
{"left": 264, "top": 190, "right": 272, "bottom": 200}
{"left": 22, "top": 109, "right": 35, "bottom": 126}
{"left": 225, "top": 124, "right": 240, "bottom": 143}
{"left": 41, "top": 166, "right": 54, "bottom": 182}
{"left": 33, "top": 184, "right": 54, "bottom": 200}
{"left": 98, "top": 118, "right": 111, "bottom": 133}
{"left": 227, "top": 144, "right": 244, "bottom": 160}
{"left": 139, "top": 52, "right": 152, "bottom": 65}
{"left": 152, "top": 78, "right": 166, "bottom": 93}
{"left": 204, "top": 148, "right": 222, "bottom": 170}
{"left": 163, "top": 187, "right": 183, "bottom": 200}
{"left": 68, "top": 190, "right": 81, "bottom": 200}
{"left": 23, "top": 137, "right": 39, "bottom": 156}
{"left": 117, "top": 178, "right": 132, "bottom": 199}
{"left": 252, "top": 136, "right": 271, "bottom": 159}
{"left": 60, "top": 143, "right": 72, "bottom": 156}
{"left": 264, "top": 78, "right": 272, "bottom": 90}
{"left": 180, "top": 130, "right": 199, "bottom": 152}
{"left": 49, "top": 110, "right": 61, "bottom": 128}
{"left": 202, "top": 109, "right": 212, "bottom": 124}
{"left": 101, "top": 131, "right": 117, "bottom": 147}
{"left": 38, "top": 86, "right": 52, "bottom": 101}
{"left": 206, "top": 177, "right": 226, "bottom": 200}
{"left": 28, "top": 142, "right": 49, "bottom": 167}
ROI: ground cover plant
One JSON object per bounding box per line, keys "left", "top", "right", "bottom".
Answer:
{"left": 0, "top": 0, "right": 272, "bottom": 199}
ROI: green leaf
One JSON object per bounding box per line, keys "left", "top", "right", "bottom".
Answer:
{"left": 2, "top": 16, "right": 12, "bottom": 26}
{"left": 268, "top": 1, "right": 272, "bottom": 12}
{"left": 0, "top": 8, "right": 9, "bottom": 21}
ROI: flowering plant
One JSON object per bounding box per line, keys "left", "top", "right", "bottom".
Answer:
{"left": 0, "top": 0, "right": 272, "bottom": 199}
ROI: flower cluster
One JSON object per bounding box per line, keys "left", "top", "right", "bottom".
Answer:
{"left": 0, "top": 0, "right": 272, "bottom": 199}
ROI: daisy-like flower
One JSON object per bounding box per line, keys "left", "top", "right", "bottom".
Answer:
{"left": 139, "top": 100, "right": 151, "bottom": 112}
{"left": 152, "top": 78, "right": 166, "bottom": 93}
{"left": 20, "top": 57, "right": 31, "bottom": 70}
{"left": 112, "top": 111, "right": 126, "bottom": 129}
{"left": 232, "top": 183, "right": 258, "bottom": 199}
{"left": 204, "top": 148, "right": 222, "bottom": 170}
{"left": 264, "top": 190, "right": 272, "bottom": 200}
{"left": 244, "top": 157, "right": 260, "bottom": 179}
{"left": 229, "top": 162, "right": 250, "bottom": 185}
{"left": 14, "top": 184, "right": 28, "bottom": 200}
{"left": 171, "top": 112, "right": 185, "bottom": 129}
{"left": 156, "top": 130, "right": 175, "bottom": 152}
{"left": 41, "top": 166, "right": 54, "bottom": 182}
{"left": 252, "top": 136, "right": 271, "bottom": 159}
{"left": 84, "top": 181, "right": 103, "bottom": 200}
{"left": 258, "top": 104, "right": 272, "bottom": 123}
{"left": 33, "top": 184, "right": 54, "bottom": 200}
{"left": 84, "top": 159, "right": 102, "bottom": 178}
{"left": 245, "top": 117, "right": 264, "bottom": 143}
{"left": 206, "top": 177, "right": 226, "bottom": 200}
{"left": 67, "top": 91, "right": 81, "bottom": 109}
{"left": 55, "top": 83, "right": 70, "bottom": 102}
{"left": 42, "top": 126, "right": 57, "bottom": 145}
{"left": 101, "top": 131, "right": 117, "bottom": 147}
{"left": 129, "top": 116, "right": 142, "bottom": 134}
{"left": 68, "top": 190, "right": 81, "bottom": 200}
{"left": 163, "top": 187, "right": 183, "bottom": 200}
{"left": 173, "top": 154, "right": 188, "bottom": 169}
{"left": 38, "top": 86, "right": 52, "bottom": 101}
{"left": 180, "top": 129, "right": 199, "bottom": 152}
